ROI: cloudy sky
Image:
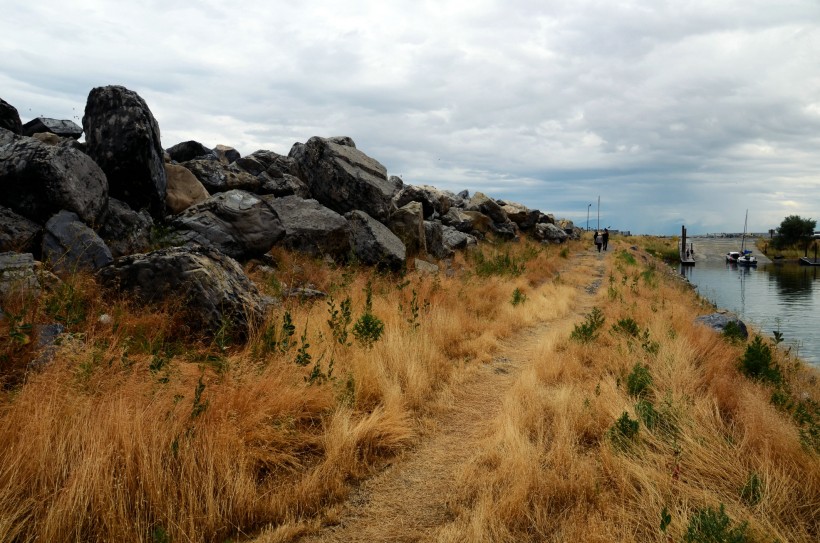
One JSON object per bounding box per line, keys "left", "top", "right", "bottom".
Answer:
{"left": 3, "top": 0, "right": 819, "bottom": 234}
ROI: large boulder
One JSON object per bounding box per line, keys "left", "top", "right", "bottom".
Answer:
{"left": 441, "top": 207, "right": 475, "bottom": 233}
{"left": 442, "top": 225, "right": 477, "bottom": 251}
{"left": 394, "top": 184, "right": 453, "bottom": 219}
{"left": 534, "top": 222, "right": 568, "bottom": 243}
{"left": 501, "top": 201, "right": 540, "bottom": 231}
{"left": 169, "top": 190, "right": 285, "bottom": 260}
{"left": 166, "top": 140, "right": 217, "bottom": 163}
{"left": 389, "top": 201, "right": 426, "bottom": 256}
{"left": 346, "top": 210, "right": 406, "bottom": 272}
{"left": 466, "top": 192, "right": 508, "bottom": 224}
{"left": 0, "top": 133, "right": 109, "bottom": 225}
{"left": 97, "top": 245, "right": 269, "bottom": 338}
{"left": 0, "top": 206, "right": 42, "bottom": 254}
{"left": 42, "top": 210, "right": 113, "bottom": 273}
{"left": 288, "top": 136, "right": 399, "bottom": 222}
{"left": 233, "top": 150, "right": 310, "bottom": 197}
{"left": 264, "top": 196, "right": 350, "bottom": 260}
{"left": 424, "top": 220, "right": 454, "bottom": 260}
{"left": 0, "top": 99, "right": 22, "bottom": 134}
{"left": 83, "top": 85, "right": 167, "bottom": 220}
{"left": 98, "top": 198, "right": 154, "bottom": 258}
{"left": 165, "top": 163, "right": 210, "bottom": 214}
{"left": 182, "top": 158, "right": 262, "bottom": 194}
{"left": 695, "top": 313, "right": 749, "bottom": 339}
{"left": 22, "top": 118, "right": 83, "bottom": 139}
{"left": 213, "top": 144, "right": 240, "bottom": 164}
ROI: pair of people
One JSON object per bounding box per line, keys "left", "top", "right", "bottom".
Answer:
{"left": 594, "top": 228, "right": 609, "bottom": 252}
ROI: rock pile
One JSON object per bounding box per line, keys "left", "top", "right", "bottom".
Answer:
{"left": 0, "top": 85, "right": 580, "bottom": 340}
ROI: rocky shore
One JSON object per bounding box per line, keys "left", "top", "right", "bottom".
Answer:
{"left": 1, "top": 86, "right": 579, "bottom": 339}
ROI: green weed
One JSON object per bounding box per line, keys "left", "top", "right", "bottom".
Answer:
{"left": 683, "top": 504, "right": 749, "bottom": 543}
{"left": 570, "top": 307, "right": 605, "bottom": 343}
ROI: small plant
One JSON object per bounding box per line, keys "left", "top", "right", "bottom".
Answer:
{"left": 353, "top": 280, "right": 385, "bottom": 348}
{"left": 44, "top": 281, "right": 86, "bottom": 326}
{"left": 612, "top": 317, "right": 640, "bottom": 337}
{"left": 740, "top": 472, "right": 763, "bottom": 506}
{"left": 635, "top": 399, "right": 659, "bottom": 429}
{"left": 570, "top": 307, "right": 605, "bottom": 343}
{"left": 327, "top": 296, "right": 353, "bottom": 346}
{"left": 617, "top": 249, "right": 637, "bottom": 266}
{"left": 4, "top": 310, "right": 32, "bottom": 346}
{"left": 772, "top": 329, "right": 784, "bottom": 345}
{"left": 683, "top": 504, "right": 749, "bottom": 543}
{"left": 510, "top": 288, "right": 527, "bottom": 306}
{"left": 723, "top": 321, "right": 746, "bottom": 342}
{"left": 408, "top": 289, "right": 421, "bottom": 327}
{"left": 559, "top": 247, "right": 569, "bottom": 258}
{"left": 608, "top": 411, "right": 639, "bottom": 450}
{"left": 472, "top": 250, "right": 527, "bottom": 277}
{"left": 626, "top": 363, "right": 652, "bottom": 398}
{"left": 739, "top": 336, "right": 782, "bottom": 384}
{"left": 279, "top": 311, "right": 296, "bottom": 353}
{"left": 305, "top": 357, "right": 334, "bottom": 385}
{"left": 294, "top": 326, "right": 312, "bottom": 367}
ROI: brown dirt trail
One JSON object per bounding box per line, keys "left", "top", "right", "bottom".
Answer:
{"left": 294, "top": 249, "right": 608, "bottom": 542}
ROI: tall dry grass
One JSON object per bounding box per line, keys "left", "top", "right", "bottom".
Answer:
{"left": 0, "top": 237, "right": 568, "bottom": 542}
{"left": 439, "top": 241, "right": 820, "bottom": 542}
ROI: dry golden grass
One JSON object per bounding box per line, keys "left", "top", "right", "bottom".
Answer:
{"left": 0, "top": 237, "right": 572, "bottom": 542}
{"left": 440, "top": 241, "right": 820, "bottom": 542}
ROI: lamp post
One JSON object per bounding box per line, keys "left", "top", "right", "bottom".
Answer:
{"left": 587, "top": 204, "right": 591, "bottom": 231}
{"left": 597, "top": 195, "right": 600, "bottom": 231}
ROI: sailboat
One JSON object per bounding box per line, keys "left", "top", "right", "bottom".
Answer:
{"left": 729, "top": 210, "right": 758, "bottom": 267}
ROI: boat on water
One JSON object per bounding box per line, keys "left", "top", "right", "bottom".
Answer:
{"left": 799, "top": 257, "right": 820, "bottom": 267}
{"left": 726, "top": 210, "right": 758, "bottom": 266}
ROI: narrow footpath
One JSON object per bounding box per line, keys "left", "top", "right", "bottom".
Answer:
{"left": 292, "top": 248, "right": 609, "bottom": 542}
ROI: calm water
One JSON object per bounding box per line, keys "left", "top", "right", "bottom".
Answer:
{"left": 680, "top": 261, "right": 820, "bottom": 366}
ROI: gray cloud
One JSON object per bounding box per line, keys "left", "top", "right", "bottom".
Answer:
{"left": 2, "top": 0, "right": 818, "bottom": 234}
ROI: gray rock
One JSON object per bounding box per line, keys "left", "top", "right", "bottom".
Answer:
{"left": 466, "top": 192, "right": 508, "bottom": 224}
{"left": 83, "top": 85, "right": 167, "bottom": 219}
{"left": 182, "top": 158, "right": 262, "bottom": 194}
{"left": 264, "top": 195, "right": 350, "bottom": 260}
{"left": 389, "top": 201, "right": 426, "bottom": 256}
{"left": 414, "top": 259, "right": 439, "bottom": 275}
{"left": 0, "top": 133, "right": 109, "bottom": 225}
{"left": 0, "top": 99, "right": 22, "bottom": 134}
{"left": 42, "top": 210, "right": 113, "bottom": 273}
{"left": 442, "top": 225, "right": 477, "bottom": 251}
{"left": 490, "top": 221, "right": 519, "bottom": 241}
{"left": 441, "top": 207, "right": 475, "bottom": 233}
{"left": 289, "top": 136, "right": 399, "bottom": 222}
{"left": 259, "top": 173, "right": 311, "bottom": 198}
{"left": 169, "top": 190, "right": 285, "bottom": 260}
{"left": 283, "top": 287, "right": 327, "bottom": 300}
{"left": 534, "top": 222, "right": 568, "bottom": 243}
{"left": 98, "top": 198, "right": 154, "bottom": 258}
{"left": 394, "top": 184, "right": 453, "bottom": 219}
{"left": 0, "top": 205, "right": 42, "bottom": 254}
{"left": 22, "top": 117, "right": 83, "bottom": 139}
{"left": 424, "top": 220, "right": 455, "bottom": 259}
{"left": 28, "top": 323, "right": 67, "bottom": 371}
{"left": 166, "top": 140, "right": 217, "bottom": 162}
{"left": 346, "top": 210, "right": 406, "bottom": 271}
{"left": 695, "top": 313, "right": 749, "bottom": 339}
{"left": 0, "top": 252, "right": 41, "bottom": 299}
{"left": 97, "top": 245, "right": 268, "bottom": 338}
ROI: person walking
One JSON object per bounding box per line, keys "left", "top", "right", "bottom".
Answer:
{"left": 594, "top": 230, "right": 602, "bottom": 252}
{"left": 602, "top": 228, "right": 609, "bottom": 251}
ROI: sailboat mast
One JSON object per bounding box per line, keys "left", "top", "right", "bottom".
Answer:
{"left": 741, "top": 209, "right": 748, "bottom": 252}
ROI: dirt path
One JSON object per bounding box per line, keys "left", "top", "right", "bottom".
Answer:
{"left": 295, "top": 249, "right": 608, "bottom": 543}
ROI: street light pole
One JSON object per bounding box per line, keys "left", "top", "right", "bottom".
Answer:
{"left": 587, "top": 204, "right": 591, "bottom": 231}
{"left": 597, "top": 196, "right": 600, "bottom": 231}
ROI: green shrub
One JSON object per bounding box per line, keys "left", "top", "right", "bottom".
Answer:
{"left": 327, "top": 295, "right": 353, "bottom": 346}
{"left": 612, "top": 317, "right": 640, "bottom": 337}
{"left": 352, "top": 280, "right": 384, "bottom": 348}
{"left": 511, "top": 288, "right": 527, "bottom": 306}
{"left": 683, "top": 504, "right": 748, "bottom": 543}
{"left": 617, "top": 250, "right": 637, "bottom": 266}
{"left": 570, "top": 308, "right": 605, "bottom": 343}
{"left": 608, "top": 411, "right": 639, "bottom": 450}
{"left": 723, "top": 321, "right": 746, "bottom": 342}
{"left": 739, "top": 336, "right": 782, "bottom": 384}
{"left": 626, "top": 363, "right": 652, "bottom": 398}
{"left": 472, "top": 250, "right": 527, "bottom": 277}
{"left": 635, "top": 399, "right": 659, "bottom": 430}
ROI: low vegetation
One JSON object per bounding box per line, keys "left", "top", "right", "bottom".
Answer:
{"left": 0, "top": 235, "right": 817, "bottom": 542}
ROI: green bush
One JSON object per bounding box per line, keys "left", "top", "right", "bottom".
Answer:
{"left": 511, "top": 288, "right": 527, "bottom": 306}
{"left": 608, "top": 411, "right": 639, "bottom": 450}
{"left": 740, "top": 472, "right": 763, "bottom": 506}
{"left": 472, "top": 249, "right": 528, "bottom": 277}
{"left": 612, "top": 317, "right": 640, "bottom": 337}
{"left": 635, "top": 399, "right": 659, "bottom": 430}
{"left": 739, "top": 336, "right": 782, "bottom": 384}
{"left": 626, "top": 363, "right": 652, "bottom": 398}
{"left": 683, "top": 504, "right": 748, "bottom": 543}
{"left": 352, "top": 280, "right": 384, "bottom": 348}
{"left": 722, "top": 321, "right": 746, "bottom": 342}
{"left": 570, "top": 308, "right": 605, "bottom": 343}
